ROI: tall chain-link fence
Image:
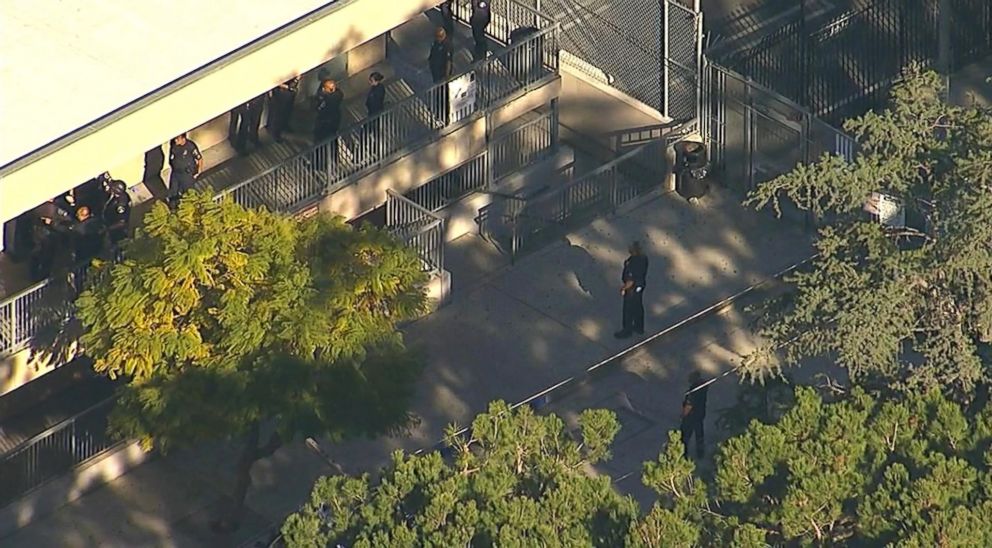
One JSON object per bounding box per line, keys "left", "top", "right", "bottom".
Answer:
{"left": 503, "top": 0, "right": 702, "bottom": 121}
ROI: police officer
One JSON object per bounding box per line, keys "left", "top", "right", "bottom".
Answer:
{"left": 313, "top": 79, "right": 344, "bottom": 172}
{"left": 428, "top": 27, "right": 454, "bottom": 125}
{"left": 229, "top": 95, "right": 265, "bottom": 155}
{"left": 268, "top": 76, "right": 300, "bottom": 143}
{"left": 470, "top": 0, "right": 492, "bottom": 60}
{"left": 168, "top": 133, "right": 203, "bottom": 208}
{"left": 680, "top": 371, "right": 709, "bottom": 459}
{"left": 365, "top": 71, "right": 386, "bottom": 140}
{"left": 244, "top": 94, "right": 265, "bottom": 149}
{"left": 69, "top": 206, "right": 104, "bottom": 264}
{"left": 614, "top": 240, "right": 649, "bottom": 339}
{"left": 79, "top": 173, "right": 111, "bottom": 216}
{"left": 102, "top": 178, "right": 131, "bottom": 247}
{"left": 439, "top": 0, "right": 455, "bottom": 39}
{"left": 31, "top": 201, "right": 74, "bottom": 280}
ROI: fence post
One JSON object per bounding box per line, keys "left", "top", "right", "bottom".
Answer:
{"left": 550, "top": 98, "right": 560, "bottom": 152}
{"left": 662, "top": 0, "right": 670, "bottom": 118}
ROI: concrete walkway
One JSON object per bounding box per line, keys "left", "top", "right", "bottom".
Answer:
{"left": 0, "top": 182, "right": 813, "bottom": 547}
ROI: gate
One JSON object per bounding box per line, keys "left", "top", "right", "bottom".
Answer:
{"left": 663, "top": 0, "right": 704, "bottom": 122}
{"left": 703, "top": 61, "right": 857, "bottom": 222}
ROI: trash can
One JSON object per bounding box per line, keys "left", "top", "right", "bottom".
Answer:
{"left": 674, "top": 140, "right": 709, "bottom": 202}
{"left": 508, "top": 26, "right": 543, "bottom": 84}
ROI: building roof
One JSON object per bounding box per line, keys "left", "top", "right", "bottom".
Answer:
{"left": 0, "top": 0, "right": 335, "bottom": 171}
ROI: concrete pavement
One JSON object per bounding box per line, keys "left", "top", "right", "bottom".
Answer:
{"left": 0, "top": 181, "right": 813, "bottom": 547}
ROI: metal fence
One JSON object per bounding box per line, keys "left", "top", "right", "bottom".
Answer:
{"left": 215, "top": 24, "right": 560, "bottom": 214}
{"left": 480, "top": 143, "right": 661, "bottom": 259}
{"left": 385, "top": 190, "right": 445, "bottom": 275}
{"left": 0, "top": 398, "right": 116, "bottom": 507}
{"left": 402, "top": 107, "right": 558, "bottom": 214}
{"left": 0, "top": 267, "right": 85, "bottom": 359}
{"left": 718, "top": 0, "right": 992, "bottom": 126}
{"left": 502, "top": 0, "right": 703, "bottom": 121}
{"left": 703, "top": 61, "right": 857, "bottom": 223}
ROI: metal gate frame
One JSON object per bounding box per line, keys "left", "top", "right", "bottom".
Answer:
{"left": 662, "top": 0, "right": 704, "bottom": 122}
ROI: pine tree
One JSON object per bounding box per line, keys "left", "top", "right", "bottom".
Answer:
{"left": 743, "top": 66, "right": 992, "bottom": 396}
{"left": 281, "top": 401, "right": 639, "bottom": 547}
{"left": 645, "top": 386, "right": 992, "bottom": 545}
{"left": 75, "top": 191, "right": 429, "bottom": 530}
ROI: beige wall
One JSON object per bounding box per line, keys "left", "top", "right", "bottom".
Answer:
{"left": 558, "top": 63, "right": 669, "bottom": 146}
{"left": 0, "top": 345, "right": 78, "bottom": 398}
{"left": 0, "top": 0, "right": 441, "bottom": 226}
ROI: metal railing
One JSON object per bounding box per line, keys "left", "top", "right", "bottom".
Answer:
{"left": 0, "top": 398, "right": 116, "bottom": 507}
{"left": 490, "top": 110, "right": 557, "bottom": 181}
{"left": 451, "top": 0, "right": 557, "bottom": 43}
{"left": 0, "top": 267, "right": 85, "bottom": 359}
{"left": 497, "top": 144, "right": 659, "bottom": 258}
{"left": 216, "top": 25, "right": 560, "bottom": 214}
{"left": 385, "top": 190, "right": 445, "bottom": 275}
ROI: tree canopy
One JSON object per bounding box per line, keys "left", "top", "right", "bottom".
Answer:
{"left": 285, "top": 389, "right": 992, "bottom": 546}
{"left": 281, "top": 400, "right": 639, "bottom": 547}
{"left": 76, "top": 191, "right": 429, "bottom": 527}
{"left": 646, "top": 386, "right": 992, "bottom": 546}
{"left": 743, "top": 67, "right": 992, "bottom": 396}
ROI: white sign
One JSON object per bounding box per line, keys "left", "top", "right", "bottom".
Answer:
{"left": 448, "top": 72, "right": 477, "bottom": 123}
{"left": 864, "top": 192, "right": 905, "bottom": 228}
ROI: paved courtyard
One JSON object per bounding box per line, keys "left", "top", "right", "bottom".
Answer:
{"left": 1, "top": 182, "right": 813, "bottom": 547}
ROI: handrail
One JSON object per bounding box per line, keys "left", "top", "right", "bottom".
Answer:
{"left": 0, "top": 397, "right": 114, "bottom": 460}
{"left": 218, "top": 25, "right": 560, "bottom": 204}
{"left": 385, "top": 189, "right": 442, "bottom": 221}
{"left": 522, "top": 144, "right": 650, "bottom": 208}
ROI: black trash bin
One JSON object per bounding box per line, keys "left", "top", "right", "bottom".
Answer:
{"left": 674, "top": 140, "right": 709, "bottom": 202}
{"left": 508, "top": 26, "right": 543, "bottom": 84}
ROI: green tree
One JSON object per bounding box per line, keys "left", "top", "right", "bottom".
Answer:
{"left": 281, "top": 401, "right": 639, "bottom": 547}
{"left": 645, "top": 386, "right": 992, "bottom": 545}
{"left": 743, "top": 66, "right": 992, "bottom": 396}
{"left": 76, "top": 191, "right": 429, "bottom": 530}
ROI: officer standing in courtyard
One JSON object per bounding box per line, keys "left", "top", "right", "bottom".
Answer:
{"left": 614, "top": 241, "right": 648, "bottom": 339}
{"left": 470, "top": 0, "right": 491, "bottom": 60}
{"left": 680, "top": 371, "right": 709, "bottom": 459}
{"left": 167, "top": 133, "right": 203, "bottom": 208}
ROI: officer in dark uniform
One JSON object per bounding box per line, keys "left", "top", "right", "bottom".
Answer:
{"left": 439, "top": 0, "right": 455, "bottom": 38}
{"left": 313, "top": 79, "right": 344, "bottom": 172}
{"left": 102, "top": 178, "right": 132, "bottom": 247}
{"left": 268, "top": 76, "right": 300, "bottom": 143}
{"left": 31, "top": 202, "right": 74, "bottom": 280}
{"left": 614, "top": 240, "right": 649, "bottom": 339}
{"left": 680, "top": 371, "right": 709, "bottom": 459}
{"left": 54, "top": 188, "right": 80, "bottom": 219}
{"left": 78, "top": 173, "right": 111, "bottom": 216}
{"left": 365, "top": 71, "right": 386, "bottom": 140}
{"left": 229, "top": 95, "right": 265, "bottom": 155}
{"left": 428, "top": 27, "right": 454, "bottom": 125}
{"left": 168, "top": 133, "right": 203, "bottom": 208}
{"left": 69, "top": 206, "right": 104, "bottom": 264}
{"left": 470, "top": 0, "right": 492, "bottom": 60}
{"left": 143, "top": 145, "right": 166, "bottom": 189}
{"left": 244, "top": 94, "right": 265, "bottom": 149}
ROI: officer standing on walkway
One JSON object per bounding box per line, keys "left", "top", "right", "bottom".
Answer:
{"left": 470, "top": 0, "right": 492, "bottom": 60}
{"left": 268, "top": 76, "right": 300, "bottom": 143}
{"left": 313, "top": 79, "right": 344, "bottom": 171}
{"left": 440, "top": 0, "right": 455, "bottom": 39}
{"left": 680, "top": 371, "right": 709, "bottom": 459}
{"left": 167, "top": 133, "right": 203, "bottom": 208}
{"left": 614, "top": 241, "right": 649, "bottom": 339}
{"left": 429, "top": 27, "right": 454, "bottom": 125}
{"left": 102, "top": 178, "right": 132, "bottom": 247}
{"left": 365, "top": 72, "right": 386, "bottom": 140}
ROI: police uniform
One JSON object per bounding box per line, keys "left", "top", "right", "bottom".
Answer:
{"left": 102, "top": 180, "right": 131, "bottom": 245}
{"left": 429, "top": 36, "right": 454, "bottom": 125}
{"left": 70, "top": 215, "right": 104, "bottom": 264}
{"left": 470, "top": 0, "right": 492, "bottom": 60}
{"left": 268, "top": 77, "right": 300, "bottom": 142}
{"left": 680, "top": 378, "right": 708, "bottom": 459}
{"left": 440, "top": 0, "right": 455, "bottom": 38}
{"left": 365, "top": 81, "right": 386, "bottom": 140}
{"left": 168, "top": 138, "right": 202, "bottom": 201}
{"left": 618, "top": 252, "right": 648, "bottom": 336}
{"left": 313, "top": 87, "right": 345, "bottom": 171}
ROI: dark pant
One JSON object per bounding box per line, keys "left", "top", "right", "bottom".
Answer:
{"left": 621, "top": 288, "right": 645, "bottom": 333}
{"left": 168, "top": 171, "right": 196, "bottom": 207}
{"left": 471, "top": 19, "right": 489, "bottom": 60}
{"left": 268, "top": 90, "right": 296, "bottom": 139}
{"left": 680, "top": 417, "right": 704, "bottom": 458}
